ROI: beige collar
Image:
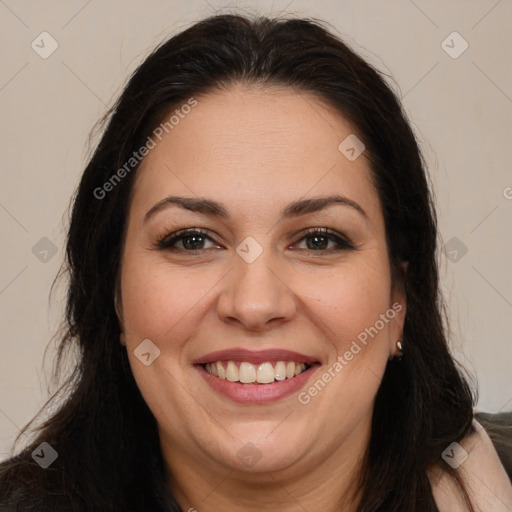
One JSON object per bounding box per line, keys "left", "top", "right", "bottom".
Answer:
{"left": 429, "top": 419, "right": 512, "bottom": 511}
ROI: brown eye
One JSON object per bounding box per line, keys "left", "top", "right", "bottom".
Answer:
{"left": 180, "top": 233, "right": 207, "bottom": 250}
{"left": 157, "top": 229, "right": 221, "bottom": 252}
{"left": 294, "top": 228, "right": 354, "bottom": 252}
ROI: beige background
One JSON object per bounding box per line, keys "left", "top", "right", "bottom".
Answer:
{"left": 0, "top": 0, "right": 511, "bottom": 461}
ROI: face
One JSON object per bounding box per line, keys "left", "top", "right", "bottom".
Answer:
{"left": 117, "top": 84, "right": 406, "bottom": 484}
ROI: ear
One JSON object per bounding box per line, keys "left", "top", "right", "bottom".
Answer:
{"left": 389, "top": 262, "right": 407, "bottom": 358}
{"left": 114, "top": 280, "right": 126, "bottom": 346}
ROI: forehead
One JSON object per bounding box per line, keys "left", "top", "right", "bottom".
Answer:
{"left": 130, "top": 84, "right": 381, "bottom": 224}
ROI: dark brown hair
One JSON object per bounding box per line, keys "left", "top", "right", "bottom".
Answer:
{"left": 0, "top": 13, "right": 476, "bottom": 511}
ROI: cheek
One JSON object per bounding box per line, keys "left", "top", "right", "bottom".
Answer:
{"left": 120, "top": 252, "right": 223, "bottom": 354}
{"left": 119, "top": 254, "right": 220, "bottom": 417}
{"left": 298, "top": 258, "right": 392, "bottom": 350}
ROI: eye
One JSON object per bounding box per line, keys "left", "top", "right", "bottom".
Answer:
{"left": 293, "top": 228, "right": 354, "bottom": 252}
{"left": 156, "top": 228, "right": 222, "bottom": 252}
{"left": 155, "top": 227, "right": 354, "bottom": 254}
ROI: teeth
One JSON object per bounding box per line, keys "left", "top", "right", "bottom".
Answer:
{"left": 274, "top": 361, "right": 287, "bottom": 381}
{"left": 257, "top": 362, "right": 274, "bottom": 384}
{"left": 239, "top": 362, "right": 256, "bottom": 383}
{"left": 216, "top": 361, "right": 225, "bottom": 379}
{"left": 204, "top": 360, "right": 309, "bottom": 383}
{"left": 225, "top": 361, "right": 238, "bottom": 382}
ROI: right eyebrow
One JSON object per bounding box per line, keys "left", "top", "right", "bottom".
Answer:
{"left": 144, "top": 196, "right": 228, "bottom": 223}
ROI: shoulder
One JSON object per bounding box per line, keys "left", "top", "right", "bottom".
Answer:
{"left": 475, "top": 411, "right": 512, "bottom": 480}
{"left": 429, "top": 416, "right": 512, "bottom": 512}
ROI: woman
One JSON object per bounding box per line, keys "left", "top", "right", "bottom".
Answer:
{"left": 1, "top": 13, "right": 511, "bottom": 512}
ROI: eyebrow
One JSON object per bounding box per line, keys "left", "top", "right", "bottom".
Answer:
{"left": 144, "top": 194, "right": 367, "bottom": 223}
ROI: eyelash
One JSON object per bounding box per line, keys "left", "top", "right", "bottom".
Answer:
{"left": 155, "top": 227, "right": 354, "bottom": 254}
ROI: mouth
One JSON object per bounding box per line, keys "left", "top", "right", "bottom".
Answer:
{"left": 193, "top": 349, "right": 320, "bottom": 403}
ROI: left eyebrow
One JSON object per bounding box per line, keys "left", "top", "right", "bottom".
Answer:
{"left": 281, "top": 195, "right": 367, "bottom": 219}
{"left": 143, "top": 194, "right": 367, "bottom": 224}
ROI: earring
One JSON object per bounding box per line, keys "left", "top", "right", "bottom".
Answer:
{"left": 396, "top": 340, "right": 403, "bottom": 360}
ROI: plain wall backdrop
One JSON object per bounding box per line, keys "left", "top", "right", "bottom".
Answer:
{"left": 1, "top": 0, "right": 511, "bottom": 460}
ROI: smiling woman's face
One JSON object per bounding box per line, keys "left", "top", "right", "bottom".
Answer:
{"left": 117, "top": 84, "right": 406, "bottom": 489}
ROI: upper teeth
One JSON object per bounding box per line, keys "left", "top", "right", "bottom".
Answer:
{"left": 205, "top": 361, "right": 309, "bottom": 384}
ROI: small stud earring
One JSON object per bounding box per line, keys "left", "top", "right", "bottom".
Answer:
{"left": 396, "top": 340, "right": 403, "bottom": 360}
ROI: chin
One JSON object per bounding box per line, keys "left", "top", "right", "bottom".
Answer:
{"left": 224, "top": 445, "right": 304, "bottom": 474}
{"left": 203, "top": 429, "right": 311, "bottom": 475}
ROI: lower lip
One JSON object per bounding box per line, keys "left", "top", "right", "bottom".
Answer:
{"left": 196, "top": 364, "right": 319, "bottom": 404}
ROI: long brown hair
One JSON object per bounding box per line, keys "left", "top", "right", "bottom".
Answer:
{"left": 0, "top": 14, "right": 475, "bottom": 511}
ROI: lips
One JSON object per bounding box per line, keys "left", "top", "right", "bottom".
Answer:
{"left": 193, "top": 348, "right": 318, "bottom": 366}
{"left": 193, "top": 348, "right": 320, "bottom": 404}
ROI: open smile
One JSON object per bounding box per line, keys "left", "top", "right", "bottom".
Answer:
{"left": 194, "top": 349, "right": 321, "bottom": 404}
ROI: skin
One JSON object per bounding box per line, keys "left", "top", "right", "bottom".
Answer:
{"left": 116, "top": 84, "right": 406, "bottom": 512}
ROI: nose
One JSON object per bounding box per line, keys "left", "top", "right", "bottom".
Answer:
{"left": 216, "top": 251, "right": 297, "bottom": 332}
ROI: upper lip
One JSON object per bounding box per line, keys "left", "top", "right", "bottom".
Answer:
{"left": 193, "top": 348, "right": 318, "bottom": 366}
